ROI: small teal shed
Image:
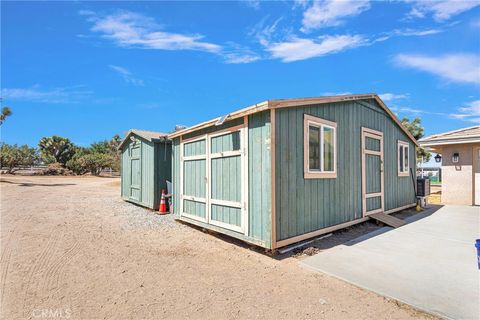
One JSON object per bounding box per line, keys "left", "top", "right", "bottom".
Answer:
{"left": 168, "top": 94, "right": 419, "bottom": 250}
{"left": 119, "top": 129, "right": 171, "bottom": 210}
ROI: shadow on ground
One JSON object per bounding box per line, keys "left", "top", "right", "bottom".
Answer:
{"left": 175, "top": 205, "right": 444, "bottom": 261}
{"left": 0, "top": 179, "right": 76, "bottom": 187}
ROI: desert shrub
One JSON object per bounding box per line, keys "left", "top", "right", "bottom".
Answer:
{"left": 70, "top": 153, "right": 117, "bottom": 176}
{"left": 65, "top": 147, "right": 91, "bottom": 175}
{"left": 0, "top": 143, "right": 39, "bottom": 173}
{"left": 42, "top": 162, "right": 73, "bottom": 176}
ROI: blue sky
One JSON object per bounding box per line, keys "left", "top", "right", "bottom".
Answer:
{"left": 1, "top": 0, "right": 480, "bottom": 148}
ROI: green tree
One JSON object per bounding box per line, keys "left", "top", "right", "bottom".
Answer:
{"left": 401, "top": 117, "right": 431, "bottom": 162}
{"left": 89, "top": 134, "right": 120, "bottom": 169}
{"left": 0, "top": 107, "right": 12, "bottom": 125}
{"left": 38, "top": 136, "right": 76, "bottom": 165}
{"left": 91, "top": 135, "right": 121, "bottom": 154}
{"left": 76, "top": 153, "right": 117, "bottom": 176}
{"left": 0, "top": 143, "right": 39, "bottom": 173}
{"left": 65, "top": 146, "right": 91, "bottom": 174}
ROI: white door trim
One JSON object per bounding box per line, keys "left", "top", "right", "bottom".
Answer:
{"left": 361, "top": 127, "right": 384, "bottom": 216}
{"left": 180, "top": 135, "right": 208, "bottom": 223}
{"left": 179, "top": 122, "right": 249, "bottom": 233}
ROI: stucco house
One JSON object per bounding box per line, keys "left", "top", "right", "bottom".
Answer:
{"left": 419, "top": 126, "right": 480, "bottom": 206}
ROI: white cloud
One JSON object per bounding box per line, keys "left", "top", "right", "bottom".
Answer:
{"left": 301, "top": 0, "right": 370, "bottom": 32}
{"left": 243, "top": 0, "right": 261, "bottom": 10}
{"left": 220, "top": 42, "right": 261, "bottom": 64}
{"left": 87, "top": 11, "right": 222, "bottom": 53}
{"left": 406, "top": 1, "right": 480, "bottom": 21}
{"left": 393, "top": 28, "right": 442, "bottom": 36}
{"left": 454, "top": 100, "right": 480, "bottom": 122}
{"left": 395, "top": 53, "right": 480, "bottom": 84}
{"left": 293, "top": 0, "right": 309, "bottom": 9}
{"left": 109, "top": 65, "right": 144, "bottom": 86}
{"left": 265, "top": 34, "right": 366, "bottom": 62}
{"left": 393, "top": 99, "right": 480, "bottom": 124}
{"left": 222, "top": 52, "right": 260, "bottom": 64}
{"left": 84, "top": 10, "right": 261, "bottom": 64}
{"left": 1, "top": 86, "right": 92, "bottom": 103}
{"left": 379, "top": 93, "right": 409, "bottom": 102}
{"left": 371, "top": 27, "right": 443, "bottom": 44}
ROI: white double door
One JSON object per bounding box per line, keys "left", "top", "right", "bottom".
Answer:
{"left": 180, "top": 124, "right": 248, "bottom": 233}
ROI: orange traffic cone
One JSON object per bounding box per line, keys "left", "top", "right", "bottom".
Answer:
{"left": 159, "top": 189, "right": 167, "bottom": 214}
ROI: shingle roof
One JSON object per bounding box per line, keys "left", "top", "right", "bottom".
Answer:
{"left": 118, "top": 129, "right": 170, "bottom": 150}
{"left": 129, "top": 129, "right": 169, "bottom": 141}
{"left": 419, "top": 126, "right": 480, "bottom": 146}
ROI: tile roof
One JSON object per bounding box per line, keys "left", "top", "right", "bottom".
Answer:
{"left": 419, "top": 126, "right": 480, "bottom": 146}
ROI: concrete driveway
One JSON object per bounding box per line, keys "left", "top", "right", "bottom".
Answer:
{"left": 301, "top": 205, "right": 480, "bottom": 320}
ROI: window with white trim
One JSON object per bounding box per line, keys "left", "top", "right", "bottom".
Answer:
{"left": 304, "top": 114, "right": 337, "bottom": 179}
{"left": 398, "top": 140, "right": 409, "bottom": 176}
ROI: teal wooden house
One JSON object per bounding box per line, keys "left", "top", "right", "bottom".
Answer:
{"left": 169, "top": 94, "right": 418, "bottom": 249}
{"left": 119, "top": 130, "right": 171, "bottom": 210}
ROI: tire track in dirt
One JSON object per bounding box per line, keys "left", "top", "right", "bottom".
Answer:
{"left": 44, "top": 240, "right": 81, "bottom": 291}
{"left": 0, "top": 243, "right": 13, "bottom": 307}
{"left": 22, "top": 232, "right": 60, "bottom": 317}
{"left": 1, "top": 213, "right": 34, "bottom": 308}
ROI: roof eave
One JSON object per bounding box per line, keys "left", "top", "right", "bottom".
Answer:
{"left": 167, "top": 94, "right": 419, "bottom": 147}
{"left": 117, "top": 130, "right": 170, "bottom": 150}
{"left": 167, "top": 100, "right": 270, "bottom": 139}
{"left": 419, "top": 138, "right": 480, "bottom": 147}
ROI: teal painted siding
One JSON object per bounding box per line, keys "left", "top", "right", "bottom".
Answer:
{"left": 121, "top": 146, "right": 130, "bottom": 199}
{"left": 183, "top": 159, "right": 206, "bottom": 198}
{"left": 248, "top": 111, "right": 272, "bottom": 247}
{"left": 171, "top": 114, "right": 272, "bottom": 248}
{"left": 211, "top": 156, "right": 241, "bottom": 202}
{"left": 211, "top": 131, "right": 240, "bottom": 153}
{"left": 141, "top": 140, "right": 154, "bottom": 208}
{"left": 183, "top": 199, "right": 206, "bottom": 218}
{"left": 184, "top": 139, "right": 206, "bottom": 157}
{"left": 120, "top": 134, "right": 171, "bottom": 210}
{"left": 211, "top": 205, "right": 241, "bottom": 226}
{"left": 275, "top": 99, "right": 416, "bottom": 241}
{"left": 172, "top": 138, "right": 181, "bottom": 214}
{"left": 366, "top": 155, "right": 381, "bottom": 193}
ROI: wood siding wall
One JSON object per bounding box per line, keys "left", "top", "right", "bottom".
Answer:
{"left": 274, "top": 99, "right": 416, "bottom": 242}
{"left": 172, "top": 112, "right": 273, "bottom": 248}
{"left": 120, "top": 135, "right": 171, "bottom": 210}
{"left": 141, "top": 140, "right": 155, "bottom": 208}
{"left": 121, "top": 146, "right": 130, "bottom": 200}
{"left": 248, "top": 111, "right": 272, "bottom": 247}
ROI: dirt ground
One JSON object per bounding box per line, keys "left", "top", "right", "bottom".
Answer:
{"left": 427, "top": 185, "right": 442, "bottom": 205}
{"left": 0, "top": 175, "right": 436, "bottom": 320}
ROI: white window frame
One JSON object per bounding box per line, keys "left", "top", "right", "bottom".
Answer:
{"left": 303, "top": 114, "right": 337, "bottom": 179}
{"left": 398, "top": 140, "right": 410, "bottom": 177}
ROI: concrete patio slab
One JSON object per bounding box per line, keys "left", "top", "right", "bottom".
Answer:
{"left": 300, "top": 205, "right": 480, "bottom": 320}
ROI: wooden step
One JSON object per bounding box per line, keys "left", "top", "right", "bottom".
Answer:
{"left": 369, "top": 212, "right": 406, "bottom": 228}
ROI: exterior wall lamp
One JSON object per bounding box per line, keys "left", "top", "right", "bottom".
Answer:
{"left": 452, "top": 152, "right": 459, "bottom": 163}
{"left": 434, "top": 154, "right": 442, "bottom": 163}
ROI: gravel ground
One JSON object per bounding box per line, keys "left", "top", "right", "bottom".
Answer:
{"left": 0, "top": 175, "right": 437, "bottom": 320}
